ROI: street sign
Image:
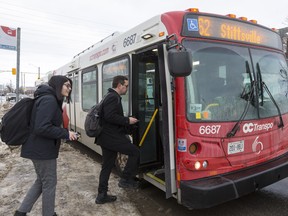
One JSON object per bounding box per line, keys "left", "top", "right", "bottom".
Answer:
{"left": 0, "top": 26, "right": 17, "bottom": 51}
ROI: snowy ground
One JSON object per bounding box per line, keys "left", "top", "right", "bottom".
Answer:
{"left": 0, "top": 101, "right": 141, "bottom": 216}
{"left": 0, "top": 141, "right": 141, "bottom": 216}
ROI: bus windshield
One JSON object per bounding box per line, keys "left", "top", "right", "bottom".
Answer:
{"left": 183, "top": 40, "right": 288, "bottom": 122}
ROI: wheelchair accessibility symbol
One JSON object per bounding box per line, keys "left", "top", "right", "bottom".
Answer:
{"left": 187, "top": 19, "right": 199, "bottom": 31}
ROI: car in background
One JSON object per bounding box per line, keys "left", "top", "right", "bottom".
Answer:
{"left": 6, "top": 93, "right": 16, "bottom": 101}
{"left": 19, "top": 94, "right": 31, "bottom": 100}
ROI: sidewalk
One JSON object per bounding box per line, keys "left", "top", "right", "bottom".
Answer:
{"left": 0, "top": 141, "right": 141, "bottom": 216}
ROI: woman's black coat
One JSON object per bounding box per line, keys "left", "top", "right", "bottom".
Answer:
{"left": 21, "top": 85, "right": 69, "bottom": 160}
{"left": 96, "top": 88, "right": 130, "bottom": 149}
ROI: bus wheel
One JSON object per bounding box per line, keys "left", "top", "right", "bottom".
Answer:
{"left": 115, "top": 153, "right": 128, "bottom": 176}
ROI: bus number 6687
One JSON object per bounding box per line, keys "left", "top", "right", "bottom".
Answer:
{"left": 123, "top": 33, "right": 137, "bottom": 47}
{"left": 199, "top": 125, "right": 221, "bottom": 135}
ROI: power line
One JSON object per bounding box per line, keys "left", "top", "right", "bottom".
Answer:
{"left": 0, "top": 4, "right": 123, "bottom": 55}
{"left": 0, "top": 1, "right": 126, "bottom": 30}
{"left": 0, "top": 11, "right": 114, "bottom": 42}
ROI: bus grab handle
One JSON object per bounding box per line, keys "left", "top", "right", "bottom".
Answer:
{"left": 139, "top": 108, "right": 159, "bottom": 147}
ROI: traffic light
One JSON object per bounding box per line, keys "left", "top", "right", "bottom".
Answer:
{"left": 12, "top": 68, "right": 16, "bottom": 75}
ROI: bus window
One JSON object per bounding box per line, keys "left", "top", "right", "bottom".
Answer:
{"left": 251, "top": 50, "right": 288, "bottom": 118}
{"left": 146, "top": 75, "right": 155, "bottom": 105}
{"left": 184, "top": 40, "right": 257, "bottom": 121}
{"left": 67, "top": 72, "right": 79, "bottom": 131}
{"left": 102, "top": 57, "right": 129, "bottom": 115}
{"left": 73, "top": 75, "right": 79, "bottom": 103}
{"left": 82, "top": 67, "right": 97, "bottom": 111}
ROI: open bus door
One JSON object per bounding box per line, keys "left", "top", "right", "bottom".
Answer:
{"left": 67, "top": 71, "right": 79, "bottom": 132}
{"left": 130, "top": 45, "right": 175, "bottom": 198}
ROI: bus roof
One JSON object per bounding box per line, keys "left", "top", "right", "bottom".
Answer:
{"left": 54, "top": 9, "right": 282, "bottom": 74}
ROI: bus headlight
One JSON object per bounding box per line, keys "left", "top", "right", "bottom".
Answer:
{"left": 194, "top": 161, "right": 201, "bottom": 170}
{"left": 202, "top": 160, "right": 208, "bottom": 168}
{"left": 194, "top": 160, "right": 208, "bottom": 170}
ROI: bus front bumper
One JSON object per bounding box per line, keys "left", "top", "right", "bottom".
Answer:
{"left": 180, "top": 153, "right": 288, "bottom": 209}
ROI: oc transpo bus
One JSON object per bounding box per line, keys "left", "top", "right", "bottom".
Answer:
{"left": 52, "top": 8, "right": 288, "bottom": 209}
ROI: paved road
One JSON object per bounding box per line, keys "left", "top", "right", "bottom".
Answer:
{"left": 73, "top": 142, "right": 288, "bottom": 216}
{"left": 132, "top": 178, "right": 288, "bottom": 216}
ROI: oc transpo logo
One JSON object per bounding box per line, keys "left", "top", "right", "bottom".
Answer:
{"left": 242, "top": 122, "right": 274, "bottom": 134}
{"left": 252, "top": 136, "right": 263, "bottom": 154}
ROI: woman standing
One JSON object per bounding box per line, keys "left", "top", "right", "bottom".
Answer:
{"left": 14, "top": 75, "right": 78, "bottom": 216}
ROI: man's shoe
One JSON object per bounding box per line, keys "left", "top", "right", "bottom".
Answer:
{"left": 118, "top": 178, "right": 140, "bottom": 189}
{"left": 96, "top": 192, "right": 117, "bottom": 204}
{"left": 14, "top": 211, "right": 27, "bottom": 216}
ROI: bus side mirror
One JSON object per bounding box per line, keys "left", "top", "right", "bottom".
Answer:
{"left": 168, "top": 48, "right": 192, "bottom": 77}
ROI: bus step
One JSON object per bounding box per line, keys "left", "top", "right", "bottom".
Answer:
{"left": 143, "top": 169, "right": 166, "bottom": 191}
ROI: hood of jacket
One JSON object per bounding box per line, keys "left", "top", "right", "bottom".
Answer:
{"left": 34, "top": 84, "right": 56, "bottom": 98}
{"left": 34, "top": 84, "right": 63, "bottom": 110}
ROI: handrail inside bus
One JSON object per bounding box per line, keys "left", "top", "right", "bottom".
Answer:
{"left": 139, "top": 108, "right": 159, "bottom": 147}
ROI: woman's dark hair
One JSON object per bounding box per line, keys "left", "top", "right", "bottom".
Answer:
{"left": 48, "top": 75, "right": 73, "bottom": 103}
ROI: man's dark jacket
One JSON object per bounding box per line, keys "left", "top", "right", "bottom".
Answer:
{"left": 21, "top": 85, "right": 69, "bottom": 160}
{"left": 96, "top": 88, "right": 130, "bottom": 148}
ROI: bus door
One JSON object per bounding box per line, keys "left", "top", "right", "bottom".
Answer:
{"left": 67, "top": 71, "right": 79, "bottom": 132}
{"left": 132, "top": 45, "right": 174, "bottom": 198}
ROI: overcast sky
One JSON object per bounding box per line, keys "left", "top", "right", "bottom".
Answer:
{"left": 0, "top": 0, "right": 287, "bottom": 87}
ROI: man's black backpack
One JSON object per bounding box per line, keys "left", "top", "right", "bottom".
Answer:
{"left": 84, "top": 98, "right": 105, "bottom": 138}
{"left": 0, "top": 97, "right": 38, "bottom": 146}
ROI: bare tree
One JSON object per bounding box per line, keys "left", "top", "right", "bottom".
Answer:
{"left": 6, "top": 85, "right": 14, "bottom": 93}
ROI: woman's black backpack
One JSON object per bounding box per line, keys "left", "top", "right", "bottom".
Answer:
{"left": 0, "top": 97, "right": 38, "bottom": 146}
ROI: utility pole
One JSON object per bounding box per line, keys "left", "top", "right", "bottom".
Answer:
{"left": 16, "top": 27, "right": 21, "bottom": 102}
{"left": 38, "top": 67, "right": 40, "bottom": 79}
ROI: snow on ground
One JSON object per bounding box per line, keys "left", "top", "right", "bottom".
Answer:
{"left": 0, "top": 101, "right": 141, "bottom": 216}
{"left": 0, "top": 142, "right": 141, "bottom": 216}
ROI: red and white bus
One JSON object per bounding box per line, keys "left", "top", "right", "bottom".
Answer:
{"left": 54, "top": 8, "right": 288, "bottom": 209}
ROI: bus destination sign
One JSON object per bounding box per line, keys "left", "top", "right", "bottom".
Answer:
{"left": 182, "top": 14, "right": 282, "bottom": 50}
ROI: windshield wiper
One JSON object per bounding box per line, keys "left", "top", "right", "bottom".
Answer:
{"left": 240, "top": 61, "right": 254, "bottom": 103}
{"left": 256, "top": 63, "right": 284, "bottom": 128}
{"left": 227, "top": 82, "right": 256, "bottom": 137}
{"left": 257, "top": 63, "right": 264, "bottom": 106}
{"left": 227, "top": 62, "right": 284, "bottom": 138}
{"left": 227, "top": 61, "right": 256, "bottom": 138}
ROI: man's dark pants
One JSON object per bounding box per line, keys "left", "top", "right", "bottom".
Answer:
{"left": 98, "top": 141, "right": 140, "bottom": 193}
